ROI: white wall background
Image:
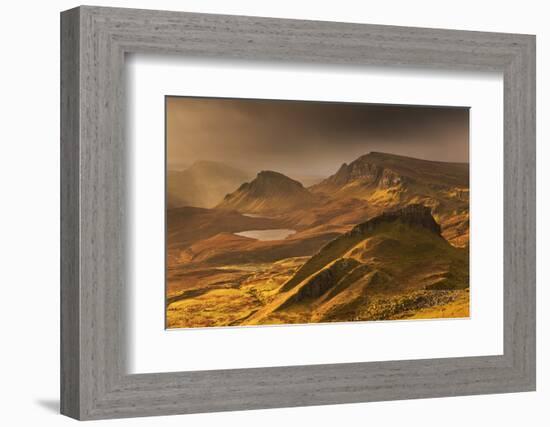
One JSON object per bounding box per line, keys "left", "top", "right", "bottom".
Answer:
{"left": 0, "top": 0, "right": 546, "bottom": 425}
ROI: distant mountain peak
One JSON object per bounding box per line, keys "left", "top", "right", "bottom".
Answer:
{"left": 311, "top": 151, "right": 469, "bottom": 195}
{"left": 316, "top": 153, "right": 387, "bottom": 189}
{"left": 256, "top": 170, "right": 300, "bottom": 182}
{"left": 233, "top": 170, "right": 308, "bottom": 194}
{"left": 258, "top": 170, "right": 284, "bottom": 177}
{"left": 340, "top": 151, "right": 420, "bottom": 171}
{"left": 217, "top": 170, "right": 317, "bottom": 214}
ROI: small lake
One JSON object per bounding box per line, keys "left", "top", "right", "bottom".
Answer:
{"left": 241, "top": 213, "right": 266, "bottom": 218}
{"left": 234, "top": 229, "right": 296, "bottom": 241}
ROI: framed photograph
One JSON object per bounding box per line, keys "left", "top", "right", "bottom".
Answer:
{"left": 61, "top": 6, "right": 536, "bottom": 420}
{"left": 164, "top": 98, "right": 471, "bottom": 329}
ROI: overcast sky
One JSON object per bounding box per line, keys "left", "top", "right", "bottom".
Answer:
{"left": 166, "top": 96, "right": 469, "bottom": 177}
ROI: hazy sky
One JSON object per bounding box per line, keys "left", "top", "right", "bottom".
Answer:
{"left": 166, "top": 96, "right": 469, "bottom": 177}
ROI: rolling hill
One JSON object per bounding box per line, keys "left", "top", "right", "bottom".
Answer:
{"left": 242, "top": 205, "right": 469, "bottom": 325}
{"left": 165, "top": 152, "right": 471, "bottom": 328}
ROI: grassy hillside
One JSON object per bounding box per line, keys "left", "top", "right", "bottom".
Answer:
{"left": 243, "top": 207, "right": 468, "bottom": 325}
{"left": 310, "top": 152, "right": 469, "bottom": 247}
{"left": 166, "top": 205, "right": 469, "bottom": 328}
{"left": 165, "top": 152, "right": 470, "bottom": 328}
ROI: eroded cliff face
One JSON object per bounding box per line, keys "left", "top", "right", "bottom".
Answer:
{"left": 166, "top": 152, "right": 471, "bottom": 328}
{"left": 280, "top": 204, "right": 444, "bottom": 293}
{"left": 349, "top": 204, "right": 442, "bottom": 237}
{"left": 311, "top": 152, "right": 415, "bottom": 192}
{"left": 309, "top": 152, "right": 468, "bottom": 247}
{"left": 378, "top": 168, "right": 405, "bottom": 189}
{"left": 323, "top": 159, "right": 383, "bottom": 187}
{"left": 241, "top": 204, "right": 468, "bottom": 326}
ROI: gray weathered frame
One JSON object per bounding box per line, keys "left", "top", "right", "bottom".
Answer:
{"left": 60, "top": 5, "right": 536, "bottom": 420}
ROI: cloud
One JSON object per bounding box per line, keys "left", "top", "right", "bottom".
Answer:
{"left": 167, "top": 96, "right": 469, "bottom": 176}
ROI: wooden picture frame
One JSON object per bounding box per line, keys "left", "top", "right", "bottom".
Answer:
{"left": 60, "top": 5, "right": 536, "bottom": 420}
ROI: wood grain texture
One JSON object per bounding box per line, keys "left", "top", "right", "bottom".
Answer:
{"left": 60, "top": 7, "right": 80, "bottom": 419}
{"left": 60, "top": 6, "right": 536, "bottom": 420}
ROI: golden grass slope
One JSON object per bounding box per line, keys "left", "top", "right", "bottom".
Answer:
{"left": 166, "top": 205, "right": 469, "bottom": 328}
{"left": 165, "top": 153, "right": 470, "bottom": 328}
{"left": 242, "top": 205, "right": 468, "bottom": 325}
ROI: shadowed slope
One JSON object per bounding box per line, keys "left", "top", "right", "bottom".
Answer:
{"left": 243, "top": 205, "right": 468, "bottom": 325}
{"left": 281, "top": 204, "right": 442, "bottom": 291}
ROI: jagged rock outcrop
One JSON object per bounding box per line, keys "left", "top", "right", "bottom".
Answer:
{"left": 311, "top": 151, "right": 469, "bottom": 194}
{"left": 349, "top": 204, "right": 441, "bottom": 237}
{"left": 281, "top": 204, "right": 442, "bottom": 293}
{"left": 379, "top": 168, "right": 405, "bottom": 189}
{"left": 281, "top": 258, "right": 360, "bottom": 305}
{"left": 307, "top": 152, "right": 469, "bottom": 247}
{"left": 243, "top": 203, "right": 467, "bottom": 325}
{"left": 311, "top": 152, "right": 410, "bottom": 193}
{"left": 323, "top": 159, "right": 382, "bottom": 187}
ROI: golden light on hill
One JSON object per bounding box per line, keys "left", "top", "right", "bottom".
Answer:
{"left": 165, "top": 97, "right": 469, "bottom": 329}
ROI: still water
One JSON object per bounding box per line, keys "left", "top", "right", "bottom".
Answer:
{"left": 234, "top": 229, "right": 296, "bottom": 241}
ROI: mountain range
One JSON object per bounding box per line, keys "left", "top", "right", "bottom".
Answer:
{"left": 184, "top": 152, "right": 469, "bottom": 247}
{"left": 310, "top": 152, "right": 469, "bottom": 247}
{"left": 165, "top": 152, "right": 470, "bottom": 328}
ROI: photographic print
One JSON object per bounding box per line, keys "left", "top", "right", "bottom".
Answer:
{"left": 166, "top": 97, "right": 470, "bottom": 329}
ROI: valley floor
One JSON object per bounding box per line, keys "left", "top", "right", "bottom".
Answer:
{"left": 166, "top": 256, "right": 469, "bottom": 329}
{"left": 165, "top": 153, "right": 471, "bottom": 329}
